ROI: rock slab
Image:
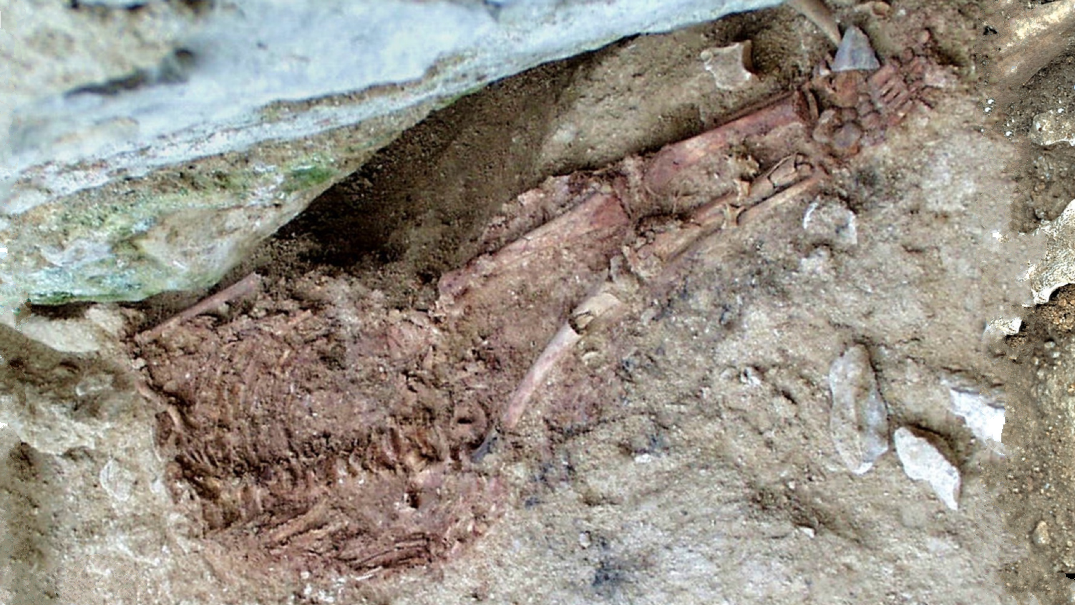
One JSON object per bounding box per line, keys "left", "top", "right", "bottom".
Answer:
{"left": 0, "top": 0, "right": 779, "bottom": 314}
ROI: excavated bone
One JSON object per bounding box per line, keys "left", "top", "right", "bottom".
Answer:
{"left": 1024, "top": 200, "right": 1075, "bottom": 304}
{"left": 700, "top": 41, "right": 757, "bottom": 91}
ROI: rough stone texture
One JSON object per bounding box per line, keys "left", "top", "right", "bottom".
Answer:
{"left": 0, "top": 0, "right": 779, "bottom": 313}
{"left": 894, "top": 427, "right": 961, "bottom": 511}
{"left": 828, "top": 344, "right": 889, "bottom": 475}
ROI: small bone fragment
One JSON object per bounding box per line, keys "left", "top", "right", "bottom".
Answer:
{"left": 700, "top": 41, "right": 757, "bottom": 91}
{"left": 788, "top": 0, "right": 841, "bottom": 46}
{"left": 983, "top": 317, "right": 1021, "bottom": 339}
{"left": 832, "top": 26, "right": 880, "bottom": 72}
{"left": 570, "top": 291, "right": 624, "bottom": 333}
{"left": 894, "top": 427, "right": 961, "bottom": 511}
{"left": 828, "top": 344, "right": 889, "bottom": 474}
{"left": 501, "top": 323, "right": 581, "bottom": 431}
{"left": 136, "top": 272, "right": 262, "bottom": 343}
{"left": 1030, "top": 110, "right": 1075, "bottom": 147}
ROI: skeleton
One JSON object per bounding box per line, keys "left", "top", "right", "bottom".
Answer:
{"left": 134, "top": 43, "right": 944, "bottom": 581}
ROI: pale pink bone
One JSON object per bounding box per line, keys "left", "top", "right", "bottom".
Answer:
{"left": 499, "top": 284, "right": 629, "bottom": 433}
{"left": 501, "top": 172, "right": 825, "bottom": 433}
{"left": 438, "top": 191, "right": 630, "bottom": 301}
{"left": 643, "top": 93, "right": 809, "bottom": 197}
{"left": 136, "top": 272, "right": 262, "bottom": 344}
{"left": 500, "top": 322, "right": 582, "bottom": 431}
{"left": 626, "top": 163, "right": 819, "bottom": 278}
{"left": 736, "top": 174, "right": 823, "bottom": 227}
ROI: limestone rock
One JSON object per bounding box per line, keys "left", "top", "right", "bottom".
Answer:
{"left": 1024, "top": 199, "right": 1075, "bottom": 304}
{"left": 942, "top": 375, "right": 1006, "bottom": 456}
{"left": 828, "top": 344, "right": 889, "bottom": 474}
{"left": 0, "top": 0, "right": 780, "bottom": 314}
{"left": 894, "top": 427, "right": 960, "bottom": 511}
{"left": 984, "top": 317, "right": 1021, "bottom": 338}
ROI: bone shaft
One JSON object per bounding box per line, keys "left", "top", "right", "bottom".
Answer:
{"left": 137, "top": 273, "right": 261, "bottom": 343}
{"left": 643, "top": 93, "right": 807, "bottom": 196}
{"left": 501, "top": 323, "right": 581, "bottom": 431}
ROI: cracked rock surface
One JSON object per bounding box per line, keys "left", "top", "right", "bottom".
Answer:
{"left": 0, "top": 0, "right": 778, "bottom": 312}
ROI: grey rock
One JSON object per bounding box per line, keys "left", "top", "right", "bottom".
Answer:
{"left": 828, "top": 344, "right": 889, "bottom": 474}
{"left": 832, "top": 26, "right": 880, "bottom": 72}
{"left": 0, "top": 0, "right": 780, "bottom": 314}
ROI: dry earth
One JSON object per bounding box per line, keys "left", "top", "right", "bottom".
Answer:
{"left": 3, "top": 1, "right": 1068, "bottom": 604}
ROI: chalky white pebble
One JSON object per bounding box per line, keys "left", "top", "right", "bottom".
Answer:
{"left": 894, "top": 427, "right": 961, "bottom": 511}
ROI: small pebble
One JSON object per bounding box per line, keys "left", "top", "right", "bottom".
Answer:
{"left": 1033, "top": 520, "right": 1050, "bottom": 546}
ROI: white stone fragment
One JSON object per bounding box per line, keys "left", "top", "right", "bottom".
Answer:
{"left": 942, "top": 377, "right": 1006, "bottom": 456}
{"left": 829, "top": 345, "right": 889, "bottom": 474}
{"left": 803, "top": 197, "right": 858, "bottom": 249}
{"left": 982, "top": 316, "right": 1023, "bottom": 351}
{"left": 985, "top": 317, "right": 1022, "bottom": 337}
{"left": 700, "top": 41, "right": 757, "bottom": 91}
{"left": 1024, "top": 200, "right": 1075, "bottom": 304}
{"left": 1030, "top": 109, "right": 1075, "bottom": 147}
{"left": 894, "top": 427, "right": 961, "bottom": 511}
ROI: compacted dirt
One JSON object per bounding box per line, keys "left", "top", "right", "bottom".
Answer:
{"left": 8, "top": 1, "right": 1067, "bottom": 604}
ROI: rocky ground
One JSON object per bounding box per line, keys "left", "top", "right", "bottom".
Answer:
{"left": 2, "top": 0, "right": 1071, "bottom": 604}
